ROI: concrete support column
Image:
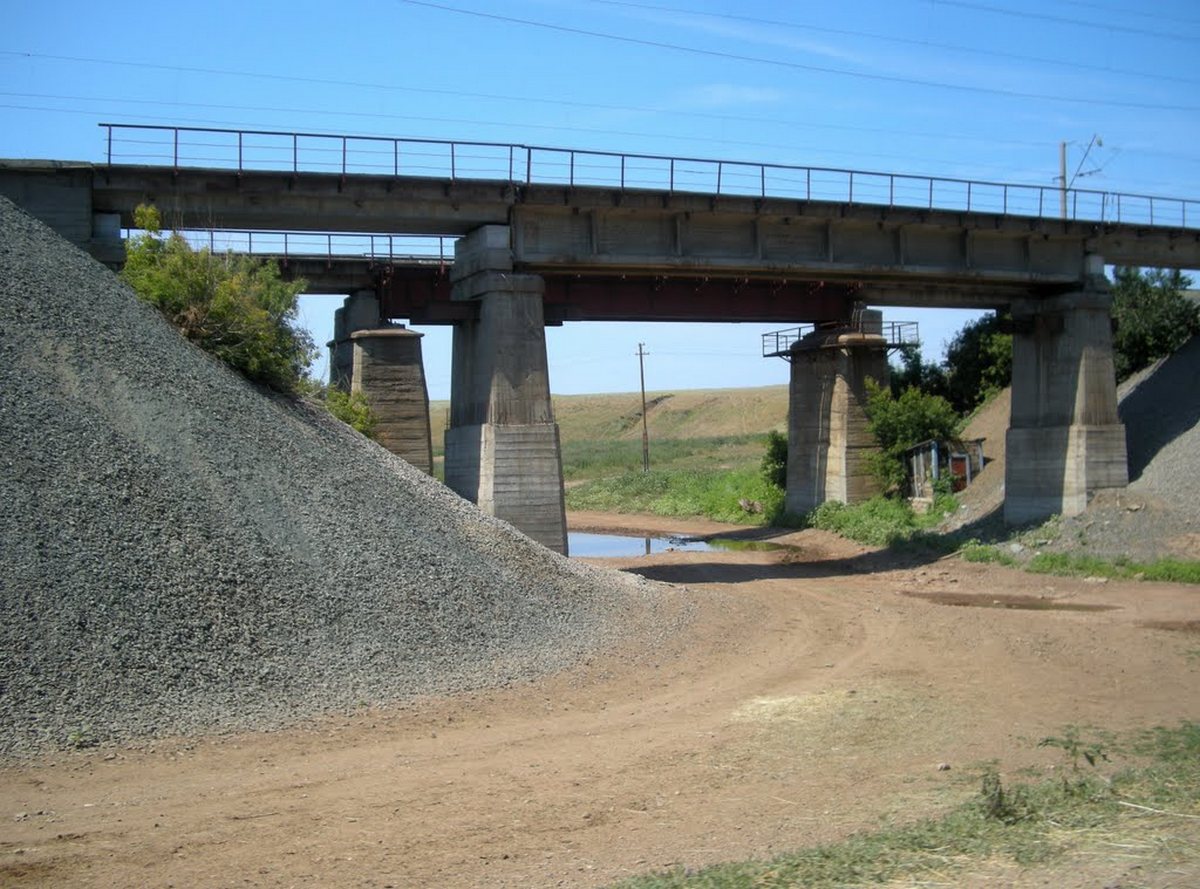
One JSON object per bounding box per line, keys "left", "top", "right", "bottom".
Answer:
{"left": 784, "top": 313, "right": 889, "bottom": 516}
{"left": 327, "top": 289, "right": 380, "bottom": 391}
{"left": 443, "top": 225, "right": 568, "bottom": 554}
{"left": 1005, "top": 273, "right": 1128, "bottom": 524}
{"left": 350, "top": 327, "right": 433, "bottom": 474}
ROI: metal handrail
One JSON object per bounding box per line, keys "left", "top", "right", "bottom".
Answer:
{"left": 143, "top": 228, "right": 454, "bottom": 264}
{"left": 762, "top": 321, "right": 921, "bottom": 358}
{"left": 99, "top": 123, "right": 1200, "bottom": 230}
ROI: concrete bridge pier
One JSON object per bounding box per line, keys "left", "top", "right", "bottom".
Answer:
{"left": 328, "top": 289, "right": 381, "bottom": 390}
{"left": 443, "top": 226, "right": 568, "bottom": 554}
{"left": 327, "top": 289, "right": 434, "bottom": 474}
{"left": 1004, "top": 269, "right": 1128, "bottom": 524}
{"left": 349, "top": 328, "right": 434, "bottom": 474}
{"left": 784, "top": 311, "right": 890, "bottom": 516}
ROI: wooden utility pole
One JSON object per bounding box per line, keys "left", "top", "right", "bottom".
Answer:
{"left": 637, "top": 342, "right": 650, "bottom": 473}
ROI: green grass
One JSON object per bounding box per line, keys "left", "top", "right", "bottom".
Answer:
{"left": 609, "top": 722, "right": 1200, "bottom": 889}
{"left": 807, "top": 495, "right": 958, "bottom": 547}
{"left": 1026, "top": 552, "right": 1200, "bottom": 583}
{"left": 565, "top": 467, "right": 785, "bottom": 525}
{"left": 561, "top": 434, "right": 766, "bottom": 482}
{"left": 960, "top": 542, "right": 1018, "bottom": 566}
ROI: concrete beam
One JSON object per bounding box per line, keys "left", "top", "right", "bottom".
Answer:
{"left": 511, "top": 205, "right": 1095, "bottom": 287}
{"left": 0, "top": 162, "right": 123, "bottom": 264}
{"left": 89, "top": 165, "right": 513, "bottom": 236}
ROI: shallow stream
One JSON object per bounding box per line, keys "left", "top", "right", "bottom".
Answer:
{"left": 568, "top": 531, "right": 788, "bottom": 558}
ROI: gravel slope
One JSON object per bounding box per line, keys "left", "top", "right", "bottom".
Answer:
{"left": 0, "top": 198, "right": 684, "bottom": 755}
{"left": 947, "top": 337, "right": 1200, "bottom": 557}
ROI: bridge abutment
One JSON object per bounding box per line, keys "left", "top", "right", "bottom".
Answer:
{"left": 784, "top": 312, "right": 890, "bottom": 516}
{"left": 1004, "top": 275, "right": 1128, "bottom": 524}
{"left": 443, "top": 226, "right": 568, "bottom": 554}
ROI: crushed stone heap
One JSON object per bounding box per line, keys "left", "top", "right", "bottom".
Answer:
{"left": 0, "top": 197, "right": 683, "bottom": 755}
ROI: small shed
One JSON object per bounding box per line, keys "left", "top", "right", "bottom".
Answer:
{"left": 904, "top": 438, "right": 985, "bottom": 498}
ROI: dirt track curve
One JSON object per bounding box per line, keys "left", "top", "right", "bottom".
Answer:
{"left": 3, "top": 513, "right": 1198, "bottom": 888}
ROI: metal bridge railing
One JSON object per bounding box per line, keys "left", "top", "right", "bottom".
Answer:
{"left": 763, "top": 321, "right": 921, "bottom": 358}
{"left": 135, "top": 229, "right": 455, "bottom": 265}
{"left": 101, "top": 123, "right": 1198, "bottom": 230}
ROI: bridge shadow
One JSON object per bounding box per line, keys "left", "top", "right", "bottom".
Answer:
{"left": 1119, "top": 336, "right": 1200, "bottom": 482}
{"left": 621, "top": 502, "right": 1033, "bottom": 586}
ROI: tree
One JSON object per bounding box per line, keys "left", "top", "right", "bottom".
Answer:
{"left": 942, "top": 313, "right": 1012, "bottom": 414}
{"left": 121, "top": 205, "right": 315, "bottom": 393}
{"left": 761, "top": 429, "right": 787, "bottom": 489}
{"left": 1111, "top": 267, "right": 1198, "bottom": 381}
{"left": 889, "top": 344, "right": 949, "bottom": 400}
{"left": 863, "top": 379, "right": 961, "bottom": 493}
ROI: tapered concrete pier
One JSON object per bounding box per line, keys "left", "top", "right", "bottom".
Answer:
{"left": 784, "top": 312, "right": 890, "bottom": 516}
{"left": 443, "top": 226, "right": 568, "bottom": 554}
{"left": 350, "top": 327, "right": 434, "bottom": 474}
{"left": 328, "top": 290, "right": 381, "bottom": 391}
{"left": 1005, "top": 263, "right": 1128, "bottom": 524}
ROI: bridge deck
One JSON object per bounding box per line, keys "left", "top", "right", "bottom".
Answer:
{"left": 3, "top": 124, "right": 1198, "bottom": 318}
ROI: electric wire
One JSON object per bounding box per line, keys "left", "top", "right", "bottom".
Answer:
{"left": 390, "top": 0, "right": 1200, "bottom": 112}
{"left": 931, "top": 0, "right": 1200, "bottom": 41}
{"left": 0, "top": 83, "right": 1059, "bottom": 151}
{"left": 4, "top": 52, "right": 1197, "bottom": 166}
{"left": 590, "top": 0, "right": 1200, "bottom": 86}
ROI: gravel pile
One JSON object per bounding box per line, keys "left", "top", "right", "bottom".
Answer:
{"left": 1118, "top": 336, "right": 1200, "bottom": 521}
{"left": 0, "top": 197, "right": 685, "bottom": 756}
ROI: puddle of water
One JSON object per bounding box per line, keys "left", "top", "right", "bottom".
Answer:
{"left": 903, "top": 591, "right": 1117, "bottom": 612}
{"left": 568, "top": 531, "right": 790, "bottom": 558}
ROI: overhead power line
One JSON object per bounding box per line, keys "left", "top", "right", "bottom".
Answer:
{"left": 591, "top": 0, "right": 1200, "bottom": 86}
{"left": 0, "top": 83, "right": 1071, "bottom": 155}
{"left": 1052, "top": 0, "right": 1200, "bottom": 28}
{"left": 390, "top": 0, "right": 1200, "bottom": 113}
{"left": 0, "top": 98, "right": 1071, "bottom": 178}
{"left": 4, "top": 52, "right": 1197, "bottom": 164}
{"left": 931, "top": 0, "right": 1200, "bottom": 41}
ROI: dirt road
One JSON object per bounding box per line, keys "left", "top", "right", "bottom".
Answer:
{"left": 3, "top": 514, "right": 1198, "bottom": 888}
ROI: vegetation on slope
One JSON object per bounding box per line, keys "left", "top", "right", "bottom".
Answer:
{"left": 122, "top": 205, "right": 315, "bottom": 393}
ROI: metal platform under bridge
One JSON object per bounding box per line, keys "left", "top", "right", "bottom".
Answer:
{"left": 763, "top": 318, "right": 919, "bottom": 360}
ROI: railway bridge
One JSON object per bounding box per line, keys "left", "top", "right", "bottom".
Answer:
{"left": 4, "top": 124, "right": 1199, "bottom": 553}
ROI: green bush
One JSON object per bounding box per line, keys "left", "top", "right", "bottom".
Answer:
{"left": 761, "top": 429, "right": 788, "bottom": 489}
{"left": 807, "top": 495, "right": 958, "bottom": 547}
{"left": 808, "top": 497, "right": 916, "bottom": 547}
{"left": 121, "top": 205, "right": 315, "bottom": 392}
{"left": 324, "top": 388, "right": 377, "bottom": 439}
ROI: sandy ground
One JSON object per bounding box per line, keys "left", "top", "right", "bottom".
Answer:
{"left": 2, "top": 512, "right": 1198, "bottom": 888}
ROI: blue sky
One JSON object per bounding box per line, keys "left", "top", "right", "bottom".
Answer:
{"left": 4, "top": 0, "right": 1199, "bottom": 399}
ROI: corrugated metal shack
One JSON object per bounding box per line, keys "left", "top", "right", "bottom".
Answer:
{"left": 905, "top": 438, "right": 985, "bottom": 498}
